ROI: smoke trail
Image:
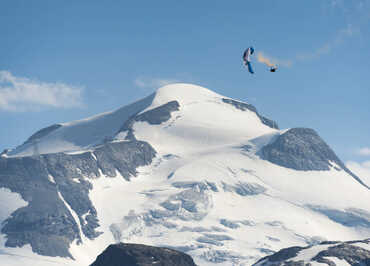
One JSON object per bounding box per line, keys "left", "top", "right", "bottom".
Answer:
{"left": 257, "top": 52, "right": 292, "bottom": 68}
{"left": 257, "top": 52, "right": 276, "bottom": 67}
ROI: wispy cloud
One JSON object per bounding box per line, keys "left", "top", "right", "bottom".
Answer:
{"left": 0, "top": 71, "right": 84, "bottom": 112}
{"left": 356, "top": 147, "right": 370, "bottom": 156}
{"left": 258, "top": 23, "right": 359, "bottom": 67}
{"left": 296, "top": 24, "right": 358, "bottom": 61}
{"left": 134, "top": 77, "right": 180, "bottom": 89}
{"left": 288, "top": 1, "right": 369, "bottom": 63}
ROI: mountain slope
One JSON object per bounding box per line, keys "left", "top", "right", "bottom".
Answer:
{"left": 0, "top": 83, "right": 369, "bottom": 266}
{"left": 7, "top": 93, "right": 156, "bottom": 157}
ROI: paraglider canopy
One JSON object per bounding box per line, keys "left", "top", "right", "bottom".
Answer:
{"left": 243, "top": 47, "right": 255, "bottom": 74}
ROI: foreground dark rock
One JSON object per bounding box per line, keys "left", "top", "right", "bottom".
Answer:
{"left": 90, "top": 243, "right": 197, "bottom": 266}
{"left": 253, "top": 238, "right": 370, "bottom": 266}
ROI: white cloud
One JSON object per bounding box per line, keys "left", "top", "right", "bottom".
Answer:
{"left": 0, "top": 71, "right": 84, "bottom": 112}
{"left": 134, "top": 77, "right": 180, "bottom": 89}
{"left": 356, "top": 147, "right": 370, "bottom": 156}
{"left": 346, "top": 160, "right": 370, "bottom": 186}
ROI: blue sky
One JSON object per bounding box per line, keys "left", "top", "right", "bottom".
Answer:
{"left": 1, "top": 1, "right": 369, "bottom": 171}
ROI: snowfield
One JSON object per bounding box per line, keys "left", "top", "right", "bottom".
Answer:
{"left": 1, "top": 84, "right": 369, "bottom": 266}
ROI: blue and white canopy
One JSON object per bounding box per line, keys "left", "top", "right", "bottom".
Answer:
{"left": 243, "top": 47, "right": 255, "bottom": 74}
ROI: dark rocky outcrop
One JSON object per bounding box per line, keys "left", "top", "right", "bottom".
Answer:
{"left": 134, "top": 101, "right": 180, "bottom": 125}
{"left": 0, "top": 140, "right": 156, "bottom": 258}
{"left": 253, "top": 239, "right": 370, "bottom": 266}
{"left": 312, "top": 241, "right": 370, "bottom": 265}
{"left": 261, "top": 128, "right": 368, "bottom": 189}
{"left": 90, "top": 243, "right": 197, "bottom": 266}
{"left": 261, "top": 128, "right": 344, "bottom": 171}
{"left": 0, "top": 155, "right": 80, "bottom": 258}
{"left": 222, "top": 98, "right": 279, "bottom": 129}
{"left": 253, "top": 246, "right": 307, "bottom": 266}
{"left": 93, "top": 141, "right": 156, "bottom": 179}
{"left": 118, "top": 100, "right": 180, "bottom": 140}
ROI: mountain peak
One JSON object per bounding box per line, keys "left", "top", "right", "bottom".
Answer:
{"left": 156, "top": 83, "right": 221, "bottom": 98}
{"left": 8, "top": 83, "right": 277, "bottom": 157}
{"left": 149, "top": 83, "right": 222, "bottom": 110}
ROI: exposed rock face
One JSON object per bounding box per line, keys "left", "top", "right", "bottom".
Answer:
{"left": 222, "top": 98, "right": 279, "bottom": 129}
{"left": 93, "top": 141, "right": 156, "bottom": 179}
{"left": 261, "top": 128, "right": 344, "bottom": 171}
{"left": 256, "top": 246, "right": 306, "bottom": 266}
{"left": 118, "top": 100, "right": 180, "bottom": 140}
{"left": 0, "top": 140, "right": 156, "bottom": 258}
{"left": 90, "top": 243, "right": 197, "bottom": 266}
{"left": 253, "top": 239, "right": 370, "bottom": 266}
{"left": 134, "top": 101, "right": 180, "bottom": 125}
{"left": 261, "top": 128, "right": 368, "bottom": 188}
{"left": 0, "top": 100, "right": 182, "bottom": 259}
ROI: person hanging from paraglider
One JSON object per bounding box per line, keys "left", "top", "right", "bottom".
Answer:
{"left": 269, "top": 66, "right": 278, "bottom": 72}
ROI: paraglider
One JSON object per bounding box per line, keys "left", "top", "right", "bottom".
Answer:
{"left": 243, "top": 47, "right": 279, "bottom": 73}
{"left": 243, "top": 47, "right": 254, "bottom": 74}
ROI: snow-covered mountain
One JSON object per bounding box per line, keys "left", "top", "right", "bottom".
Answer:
{"left": 0, "top": 83, "right": 369, "bottom": 266}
